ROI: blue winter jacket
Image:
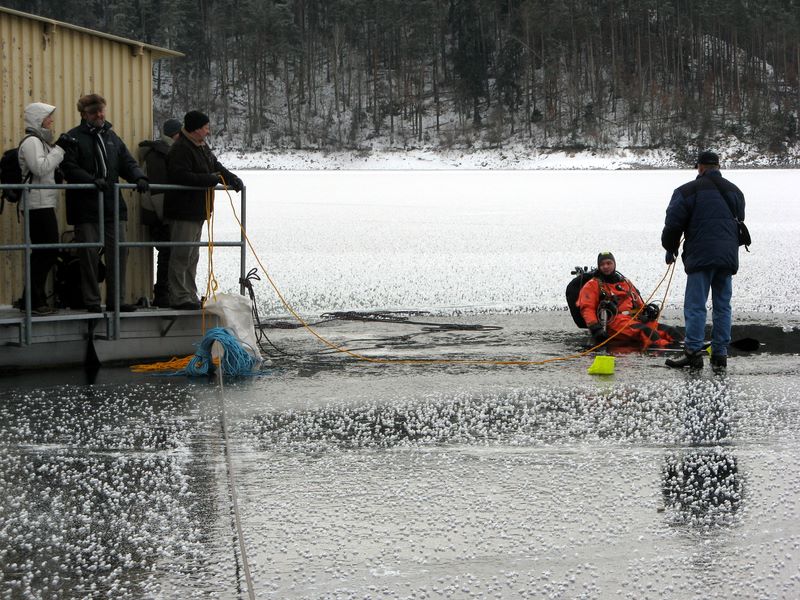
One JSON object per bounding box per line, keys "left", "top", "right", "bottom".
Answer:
{"left": 661, "top": 170, "right": 745, "bottom": 275}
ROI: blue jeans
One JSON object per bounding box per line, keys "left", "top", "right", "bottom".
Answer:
{"left": 684, "top": 269, "right": 733, "bottom": 356}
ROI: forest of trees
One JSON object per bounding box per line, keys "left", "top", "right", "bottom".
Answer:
{"left": 8, "top": 0, "right": 800, "bottom": 155}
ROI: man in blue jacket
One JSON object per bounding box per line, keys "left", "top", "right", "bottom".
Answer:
{"left": 661, "top": 151, "right": 746, "bottom": 370}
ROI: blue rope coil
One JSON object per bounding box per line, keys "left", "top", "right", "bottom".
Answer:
{"left": 183, "top": 327, "right": 260, "bottom": 377}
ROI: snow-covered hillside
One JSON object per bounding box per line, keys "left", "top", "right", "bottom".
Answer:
{"left": 217, "top": 143, "right": 800, "bottom": 171}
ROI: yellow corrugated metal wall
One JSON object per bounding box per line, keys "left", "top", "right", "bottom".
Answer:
{"left": 1, "top": 10, "right": 161, "bottom": 306}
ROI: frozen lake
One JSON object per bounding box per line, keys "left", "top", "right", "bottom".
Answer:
{"left": 205, "top": 169, "right": 800, "bottom": 316}
{"left": 1, "top": 169, "right": 800, "bottom": 599}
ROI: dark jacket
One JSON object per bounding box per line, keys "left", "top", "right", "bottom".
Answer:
{"left": 138, "top": 137, "right": 171, "bottom": 224}
{"left": 662, "top": 170, "right": 745, "bottom": 275}
{"left": 61, "top": 120, "right": 145, "bottom": 224}
{"left": 138, "top": 138, "right": 170, "bottom": 183}
{"left": 165, "top": 130, "right": 235, "bottom": 222}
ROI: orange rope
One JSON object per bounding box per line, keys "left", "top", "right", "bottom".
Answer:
{"left": 131, "top": 355, "right": 192, "bottom": 373}
{"left": 201, "top": 185, "right": 221, "bottom": 334}
{"left": 130, "top": 355, "right": 220, "bottom": 373}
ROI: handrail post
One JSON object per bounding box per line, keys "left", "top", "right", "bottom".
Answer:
{"left": 22, "top": 190, "right": 32, "bottom": 346}
{"left": 240, "top": 186, "right": 247, "bottom": 296}
{"left": 113, "top": 185, "right": 121, "bottom": 340}
{"left": 98, "top": 188, "right": 105, "bottom": 248}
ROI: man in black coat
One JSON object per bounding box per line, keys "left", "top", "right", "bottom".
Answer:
{"left": 138, "top": 118, "right": 182, "bottom": 307}
{"left": 165, "top": 110, "right": 242, "bottom": 310}
{"left": 661, "top": 151, "right": 746, "bottom": 371}
{"left": 61, "top": 93, "right": 149, "bottom": 312}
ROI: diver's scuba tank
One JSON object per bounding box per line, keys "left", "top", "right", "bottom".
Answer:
{"left": 566, "top": 266, "right": 597, "bottom": 328}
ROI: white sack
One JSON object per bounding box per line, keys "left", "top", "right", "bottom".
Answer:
{"left": 203, "top": 293, "right": 261, "bottom": 360}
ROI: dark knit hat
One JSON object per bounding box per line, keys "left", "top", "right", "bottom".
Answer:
{"left": 597, "top": 251, "right": 615, "bottom": 266}
{"left": 694, "top": 151, "right": 719, "bottom": 168}
{"left": 162, "top": 118, "right": 182, "bottom": 137}
{"left": 184, "top": 110, "right": 210, "bottom": 133}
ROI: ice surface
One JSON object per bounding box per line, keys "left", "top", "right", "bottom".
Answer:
{"left": 2, "top": 169, "right": 800, "bottom": 598}
{"left": 202, "top": 169, "right": 800, "bottom": 317}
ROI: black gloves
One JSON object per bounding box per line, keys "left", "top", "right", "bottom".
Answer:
{"left": 93, "top": 177, "right": 149, "bottom": 193}
{"left": 665, "top": 250, "right": 677, "bottom": 264}
{"left": 588, "top": 323, "right": 607, "bottom": 345}
{"left": 54, "top": 134, "right": 77, "bottom": 151}
{"left": 211, "top": 173, "right": 243, "bottom": 191}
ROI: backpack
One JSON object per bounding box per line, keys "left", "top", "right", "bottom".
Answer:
{"left": 54, "top": 230, "right": 106, "bottom": 309}
{"left": 54, "top": 246, "right": 84, "bottom": 309}
{"left": 0, "top": 136, "right": 34, "bottom": 214}
{"left": 565, "top": 266, "right": 598, "bottom": 329}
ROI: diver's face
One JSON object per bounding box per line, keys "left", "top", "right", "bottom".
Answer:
{"left": 598, "top": 258, "right": 615, "bottom": 276}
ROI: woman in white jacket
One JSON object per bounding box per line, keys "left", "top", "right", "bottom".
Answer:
{"left": 18, "top": 102, "right": 75, "bottom": 314}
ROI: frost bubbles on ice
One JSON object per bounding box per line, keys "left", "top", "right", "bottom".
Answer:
{"left": 231, "top": 375, "right": 800, "bottom": 598}
{"left": 2, "top": 367, "right": 799, "bottom": 598}
{"left": 245, "top": 377, "right": 741, "bottom": 450}
{"left": 0, "top": 383, "right": 228, "bottom": 598}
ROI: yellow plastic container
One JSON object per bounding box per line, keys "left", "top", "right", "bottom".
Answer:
{"left": 588, "top": 355, "right": 615, "bottom": 375}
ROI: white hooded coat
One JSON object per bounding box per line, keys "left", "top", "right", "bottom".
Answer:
{"left": 17, "top": 102, "right": 65, "bottom": 210}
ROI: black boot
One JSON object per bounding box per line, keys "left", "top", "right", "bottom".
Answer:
{"left": 665, "top": 349, "right": 704, "bottom": 369}
{"left": 710, "top": 355, "right": 727, "bottom": 371}
{"left": 153, "top": 294, "right": 171, "bottom": 308}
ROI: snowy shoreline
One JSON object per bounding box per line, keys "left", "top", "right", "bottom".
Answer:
{"left": 217, "top": 145, "right": 800, "bottom": 171}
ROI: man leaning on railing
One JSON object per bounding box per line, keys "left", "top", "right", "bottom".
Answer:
{"left": 164, "top": 111, "right": 242, "bottom": 311}
{"left": 60, "top": 93, "right": 150, "bottom": 313}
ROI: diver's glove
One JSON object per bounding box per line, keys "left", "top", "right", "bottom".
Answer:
{"left": 640, "top": 303, "right": 661, "bottom": 322}
{"left": 665, "top": 250, "right": 677, "bottom": 264}
{"left": 588, "top": 323, "right": 608, "bottom": 345}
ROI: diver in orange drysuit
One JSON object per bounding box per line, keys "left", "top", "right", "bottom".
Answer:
{"left": 576, "top": 252, "right": 681, "bottom": 349}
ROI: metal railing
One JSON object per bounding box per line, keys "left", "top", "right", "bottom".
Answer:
{"left": 0, "top": 182, "right": 247, "bottom": 345}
